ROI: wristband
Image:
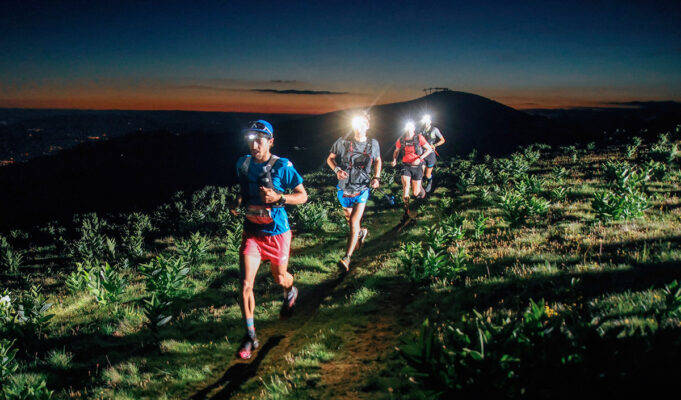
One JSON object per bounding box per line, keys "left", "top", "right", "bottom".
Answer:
{"left": 277, "top": 194, "right": 286, "bottom": 206}
{"left": 334, "top": 166, "right": 342, "bottom": 173}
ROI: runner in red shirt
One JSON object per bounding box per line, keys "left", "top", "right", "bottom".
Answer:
{"left": 391, "top": 120, "right": 433, "bottom": 219}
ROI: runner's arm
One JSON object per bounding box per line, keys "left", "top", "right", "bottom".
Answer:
{"left": 327, "top": 153, "right": 349, "bottom": 179}
{"left": 281, "top": 184, "right": 307, "bottom": 205}
{"left": 229, "top": 195, "right": 242, "bottom": 216}
{"left": 419, "top": 143, "right": 434, "bottom": 160}
{"left": 391, "top": 147, "right": 400, "bottom": 165}
{"left": 371, "top": 156, "right": 382, "bottom": 188}
{"left": 373, "top": 156, "right": 382, "bottom": 178}
{"left": 434, "top": 136, "right": 445, "bottom": 148}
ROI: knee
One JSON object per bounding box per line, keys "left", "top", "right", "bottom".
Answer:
{"left": 241, "top": 280, "right": 254, "bottom": 297}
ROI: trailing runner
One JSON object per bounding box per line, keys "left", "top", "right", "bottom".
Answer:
{"left": 391, "top": 120, "right": 433, "bottom": 220}
{"left": 326, "top": 112, "right": 382, "bottom": 272}
{"left": 232, "top": 120, "right": 308, "bottom": 360}
{"left": 420, "top": 114, "right": 445, "bottom": 192}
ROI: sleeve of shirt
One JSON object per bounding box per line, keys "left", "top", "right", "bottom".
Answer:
{"left": 395, "top": 139, "right": 401, "bottom": 149}
{"left": 279, "top": 159, "right": 304, "bottom": 190}
{"left": 372, "top": 139, "right": 381, "bottom": 159}
{"left": 330, "top": 138, "right": 344, "bottom": 157}
{"left": 418, "top": 135, "right": 428, "bottom": 146}
{"left": 433, "top": 128, "right": 443, "bottom": 140}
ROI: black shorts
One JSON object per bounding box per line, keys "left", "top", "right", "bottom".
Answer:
{"left": 401, "top": 164, "right": 424, "bottom": 181}
{"left": 424, "top": 152, "right": 437, "bottom": 168}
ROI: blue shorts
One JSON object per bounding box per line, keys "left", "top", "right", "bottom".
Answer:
{"left": 337, "top": 188, "right": 370, "bottom": 208}
{"left": 424, "top": 152, "right": 437, "bottom": 168}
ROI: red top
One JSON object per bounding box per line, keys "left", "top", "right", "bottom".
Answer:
{"left": 395, "top": 134, "right": 428, "bottom": 164}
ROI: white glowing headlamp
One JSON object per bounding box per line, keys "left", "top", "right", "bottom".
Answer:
{"left": 352, "top": 115, "right": 369, "bottom": 131}
{"left": 404, "top": 120, "right": 415, "bottom": 132}
{"left": 421, "top": 114, "right": 431, "bottom": 124}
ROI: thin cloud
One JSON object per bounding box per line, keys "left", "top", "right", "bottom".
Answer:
{"left": 251, "top": 89, "right": 350, "bottom": 95}
{"left": 270, "top": 80, "right": 298, "bottom": 83}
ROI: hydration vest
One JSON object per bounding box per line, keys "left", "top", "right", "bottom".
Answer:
{"left": 399, "top": 134, "right": 424, "bottom": 157}
{"left": 422, "top": 127, "right": 439, "bottom": 145}
{"left": 339, "top": 139, "right": 375, "bottom": 190}
{"left": 238, "top": 155, "right": 284, "bottom": 208}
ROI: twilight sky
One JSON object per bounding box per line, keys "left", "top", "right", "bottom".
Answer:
{"left": 1, "top": 0, "right": 680, "bottom": 113}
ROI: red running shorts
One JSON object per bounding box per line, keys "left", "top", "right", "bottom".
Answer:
{"left": 240, "top": 230, "right": 292, "bottom": 266}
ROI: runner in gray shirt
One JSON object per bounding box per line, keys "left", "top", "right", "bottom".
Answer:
{"left": 420, "top": 114, "right": 445, "bottom": 192}
{"left": 326, "top": 111, "right": 382, "bottom": 271}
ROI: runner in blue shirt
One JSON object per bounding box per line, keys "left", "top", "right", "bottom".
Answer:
{"left": 231, "top": 120, "right": 308, "bottom": 359}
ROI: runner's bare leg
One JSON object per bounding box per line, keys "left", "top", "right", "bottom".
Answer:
{"left": 240, "top": 254, "right": 261, "bottom": 323}
{"left": 344, "top": 203, "right": 366, "bottom": 257}
{"left": 402, "top": 175, "right": 412, "bottom": 215}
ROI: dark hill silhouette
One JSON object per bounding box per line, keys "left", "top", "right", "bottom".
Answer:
{"left": 1, "top": 92, "right": 678, "bottom": 230}
{"left": 274, "top": 90, "right": 548, "bottom": 172}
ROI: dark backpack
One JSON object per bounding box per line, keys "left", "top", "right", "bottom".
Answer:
{"left": 238, "top": 155, "right": 284, "bottom": 207}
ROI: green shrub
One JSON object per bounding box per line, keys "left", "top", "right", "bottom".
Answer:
{"left": 69, "top": 213, "right": 109, "bottom": 265}
{"left": 3, "top": 375, "right": 54, "bottom": 399}
{"left": 625, "top": 145, "right": 637, "bottom": 158}
{"left": 662, "top": 281, "right": 681, "bottom": 318}
{"left": 86, "top": 262, "right": 126, "bottom": 305}
{"left": 591, "top": 191, "right": 649, "bottom": 221}
{"left": 140, "top": 255, "right": 190, "bottom": 301}
{"left": 559, "top": 145, "right": 579, "bottom": 162}
{"left": 293, "top": 202, "right": 329, "bottom": 233}
{"left": 649, "top": 142, "right": 678, "bottom": 164}
{"left": 0, "top": 247, "right": 23, "bottom": 275}
{"left": 224, "top": 222, "right": 244, "bottom": 258}
{"left": 473, "top": 213, "right": 488, "bottom": 239}
{"left": 400, "top": 299, "right": 581, "bottom": 398}
{"left": 10, "top": 286, "right": 53, "bottom": 340}
{"left": 143, "top": 293, "right": 173, "bottom": 344}
{"left": 176, "top": 232, "right": 210, "bottom": 268}
{"left": 0, "top": 339, "right": 18, "bottom": 384}
{"left": 551, "top": 166, "right": 569, "bottom": 182}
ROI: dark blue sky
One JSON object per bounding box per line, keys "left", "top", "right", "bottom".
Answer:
{"left": 1, "top": 0, "right": 680, "bottom": 112}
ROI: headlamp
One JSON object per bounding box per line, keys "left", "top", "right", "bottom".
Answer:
{"left": 404, "top": 120, "right": 415, "bottom": 132}
{"left": 352, "top": 115, "right": 369, "bottom": 132}
{"left": 421, "top": 114, "right": 431, "bottom": 125}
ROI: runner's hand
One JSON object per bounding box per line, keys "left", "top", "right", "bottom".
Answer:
{"left": 259, "top": 186, "right": 282, "bottom": 204}
{"left": 390, "top": 159, "right": 396, "bottom": 167}
{"left": 336, "top": 170, "right": 349, "bottom": 180}
{"left": 370, "top": 178, "right": 380, "bottom": 189}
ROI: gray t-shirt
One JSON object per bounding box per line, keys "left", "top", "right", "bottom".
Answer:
{"left": 330, "top": 138, "right": 381, "bottom": 192}
{"left": 422, "top": 126, "right": 443, "bottom": 145}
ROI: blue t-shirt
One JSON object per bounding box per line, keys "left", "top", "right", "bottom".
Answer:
{"left": 236, "top": 155, "right": 304, "bottom": 236}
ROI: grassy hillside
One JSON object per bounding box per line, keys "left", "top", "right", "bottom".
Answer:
{"left": 1, "top": 123, "right": 680, "bottom": 399}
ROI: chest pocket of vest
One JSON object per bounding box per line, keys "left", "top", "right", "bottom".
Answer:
{"left": 343, "top": 141, "right": 373, "bottom": 187}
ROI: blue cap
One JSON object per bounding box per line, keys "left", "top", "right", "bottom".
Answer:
{"left": 244, "top": 120, "right": 274, "bottom": 137}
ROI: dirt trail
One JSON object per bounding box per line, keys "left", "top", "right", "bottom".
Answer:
{"left": 189, "top": 212, "right": 418, "bottom": 399}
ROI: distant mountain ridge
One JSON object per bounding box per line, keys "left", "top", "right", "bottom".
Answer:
{"left": 1, "top": 91, "right": 679, "bottom": 229}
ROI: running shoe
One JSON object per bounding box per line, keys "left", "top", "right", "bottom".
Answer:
{"left": 279, "top": 286, "right": 298, "bottom": 320}
{"left": 357, "top": 227, "right": 368, "bottom": 249}
{"left": 417, "top": 188, "right": 427, "bottom": 199}
{"left": 424, "top": 177, "right": 433, "bottom": 193}
{"left": 338, "top": 255, "right": 351, "bottom": 272}
{"left": 237, "top": 334, "right": 260, "bottom": 360}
